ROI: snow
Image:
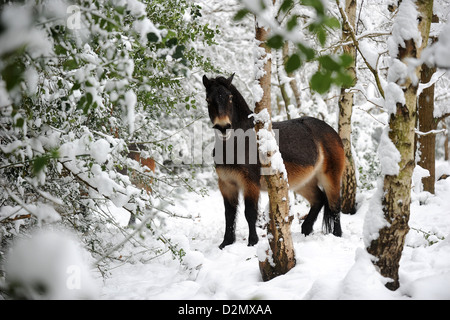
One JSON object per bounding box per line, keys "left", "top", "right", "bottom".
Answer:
{"left": 337, "top": 248, "right": 392, "bottom": 299}
{"left": 134, "top": 18, "right": 161, "bottom": 44}
{"left": 96, "top": 174, "right": 450, "bottom": 300}
{"left": 377, "top": 126, "right": 401, "bottom": 176}
{"left": 387, "top": 0, "right": 421, "bottom": 59}
{"left": 24, "top": 66, "right": 39, "bottom": 95}
{"left": 124, "top": 90, "right": 137, "bottom": 134}
{"left": 362, "top": 179, "right": 390, "bottom": 248}
{"left": 252, "top": 42, "right": 270, "bottom": 104}
{"left": 359, "top": 39, "right": 379, "bottom": 71}
{"left": 31, "top": 203, "right": 62, "bottom": 225}
{"left": 0, "top": 3, "right": 54, "bottom": 59}
{"left": 422, "top": 19, "right": 450, "bottom": 69}
{"left": 0, "top": 140, "right": 23, "bottom": 154}
{"left": 5, "top": 229, "right": 98, "bottom": 299}
{"left": 412, "top": 165, "right": 430, "bottom": 194}
{"left": 384, "top": 82, "right": 406, "bottom": 115}
{"left": 387, "top": 58, "right": 408, "bottom": 85}
{"left": 251, "top": 109, "right": 288, "bottom": 180}
{"left": 90, "top": 139, "right": 111, "bottom": 164}
{"left": 126, "top": 0, "right": 146, "bottom": 17}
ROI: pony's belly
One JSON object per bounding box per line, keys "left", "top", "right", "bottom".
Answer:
{"left": 259, "top": 162, "right": 318, "bottom": 192}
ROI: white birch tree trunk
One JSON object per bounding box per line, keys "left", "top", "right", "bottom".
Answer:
{"left": 254, "top": 20, "right": 296, "bottom": 282}
{"left": 366, "top": 0, "right": 433, "bottom": 291}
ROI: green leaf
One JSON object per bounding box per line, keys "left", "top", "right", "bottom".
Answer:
{"left": 324, "top": 17, "right": 341, "bottom": 29}
{"left": 1, "top": 62, "right": 25, "bottom": 91}
{"left": 310, "top": 71, "right": 331, "bottom": 94}
{"left": 71, "top": 82, "right": 81, "bottom": 91}
{"left": 285, "top": 53, "right": 301, "bottom": 73}
{"left": 77, "top": 96, "right": 87, "bottom": 112}
{"left": 33, "top": 155, "right": 49, "bottom": 175}
{"left": 55, "top": 44, "right": 67, "bottom": 55}
{"left": 318, "top": 55, "right": 340, "bottom": 72}
{"left": 287, "top": 15, "right": 298, "bottom": 31}
{"left": 50, "top": 149, "right": 60, "bottom": 159}
{"left": 301, "top": 0, "right": 325, "bottom": 15}
{"left": 14, "top": 117, "right": 24, "bottom": 128}
{"left": 32, "top": 149, "right": 60, "bottom": 175}
{"left": 86, "top": 92, "right": 93, "bottom": 105}
{"left": 298, "top": 43, "right": 315, "bottom": 61}
{"left": 115, "top": 5, "right": 125, "bottom": 15}
{"left": 266, "top": 35, "right": 284, "bottom": 49}
{"left": 336, "top": 71, "right": 355, "bottom": 88}
{"left": 317, "top": 28, "right": 327, "bottom": 46}
{"left": 173, "top": 45, "right": 185, "bottom": 59}
{"left": 147, "top": 32, "right": 159, "bottom": 43}
{"left": 234, "top": 9, "right": 249, "bottom": 21}
{"left": 166, "top": 37, "right": 178, "bottom": 48}
{"left": 280, "top": 0, "right": 294, "bottom": 13}
{"left": 63, "top": 59, "right": 78, "bottom": 71}
{"left": 340, "top": 53, "right": 354, "bottom": 68}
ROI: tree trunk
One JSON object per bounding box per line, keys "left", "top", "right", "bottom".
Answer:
{"left": 417, "top": 14, "right": 439, "bottom": 194}
{"left": 444, "top": 121, "right": 449, "bottom": 161}
{"left": 417, "top": 62, "right": 437, "bottom": 194}
{"left": 254, "top": 21, "right": 296, "bottom": 282}
{"left": 338, "top": 0, "right": 358, "bottom": 214}
{"left": 367, "top": 0, "right": 433, "bottom": 291}
{"left": 276, "top": 45, "right": 291, "bottom": 119}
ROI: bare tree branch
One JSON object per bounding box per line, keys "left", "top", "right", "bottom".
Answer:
{"left": 336, "top": 0, "right": 386, "bottom": 99}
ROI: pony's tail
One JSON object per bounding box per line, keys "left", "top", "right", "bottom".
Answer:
{"left": 322, "top": 197, "right": 342, "bottom": 237}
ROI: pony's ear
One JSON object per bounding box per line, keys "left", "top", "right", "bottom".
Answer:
{"left": 226, "top": 73, "right": 235, "bottom": 86}
{"left": 203, "top": 75, "right": 211, "bottom": 89}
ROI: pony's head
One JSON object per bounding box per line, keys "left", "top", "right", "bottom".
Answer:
{"left": 203, "top": 74, "right": 235, "bottom": 139}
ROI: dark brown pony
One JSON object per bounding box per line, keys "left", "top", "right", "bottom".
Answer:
{"left": 203, "top": 74, "right": 345, "bottom": 249}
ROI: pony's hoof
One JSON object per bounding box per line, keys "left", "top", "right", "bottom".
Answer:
{"left": 247, "top": 236, "right": 258, "bottom": 247}
{"left": 219, "top": 239, "right": 235, "bottom": 249}
{"left": 301, "top": 224, "right": 313, "bottom": 236}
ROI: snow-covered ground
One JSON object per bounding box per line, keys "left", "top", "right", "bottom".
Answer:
{"left": 99, "top": 165, "right": 450, "bottom": 300}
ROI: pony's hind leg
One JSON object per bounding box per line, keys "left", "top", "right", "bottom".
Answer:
{"left": 298, "top": 183, "right": 326, "bottom": 236}
{"left": 320, "top": 170, "right": 343, "bottom": 237}
{"left": 323, "top": 200, "right": 342, "bottom": 237}
{"left": 319, "top": 139, "right": 345, "bottom": 237}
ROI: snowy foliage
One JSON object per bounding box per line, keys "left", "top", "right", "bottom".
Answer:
{"left": 0, "top": 0, "right": 218, "bottom": 298}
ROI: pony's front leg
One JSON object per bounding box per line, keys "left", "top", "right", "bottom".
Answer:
{"left": 244, "top": 182, "right": 260, "bottom": 247}
{"left": 218, "top": 178, "right": 239, "bottom": 249}
{"left": 244, "top": 198, "right": 259, "bottom": 246}
{"left": 220, "top": 197, "right": 238, "bottom": 249}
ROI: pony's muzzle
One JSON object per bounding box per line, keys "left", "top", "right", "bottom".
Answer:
{"left": 213, "top": 121, "right": 232, "bottom": 141}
